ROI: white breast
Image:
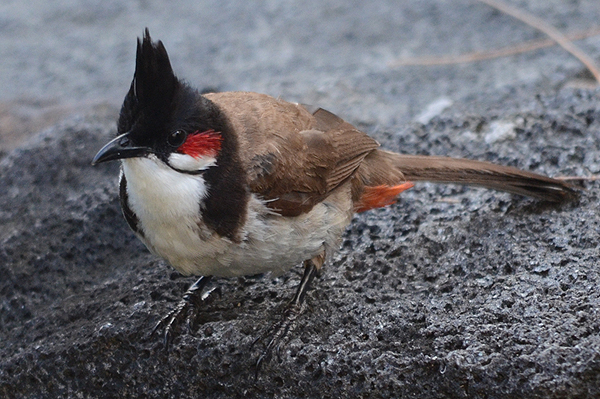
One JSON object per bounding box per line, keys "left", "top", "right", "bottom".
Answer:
{"left": 121, "top": 156, "right": 353, "bottom": 277}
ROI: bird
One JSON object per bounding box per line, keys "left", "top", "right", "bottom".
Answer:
{"left": 92, "top": 30, "right": 576, "bottom": 358}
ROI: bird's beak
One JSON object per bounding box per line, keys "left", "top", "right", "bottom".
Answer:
{"left": 92, "top": 132, "right": 151, "bottom": 165}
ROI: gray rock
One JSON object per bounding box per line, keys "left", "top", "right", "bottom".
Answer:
{"left": 1, "top": 87, "right": 599, "bottom": 398}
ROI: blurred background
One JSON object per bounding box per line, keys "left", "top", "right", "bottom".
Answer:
{"left": 1, "top": 0, "right": 599, "bottom": 153}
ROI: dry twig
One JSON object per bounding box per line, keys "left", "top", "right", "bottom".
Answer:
{"left": 389, "top": 0, "right": 600, "bottom": 85}
{"left": 555, "top": 175, "right": 600, "bottom": 182}
{"left": 476, "top": 0, "right": 600, "bottom": 84}
{"left": 388, "top": 27, "right": 600, "bottom": 67}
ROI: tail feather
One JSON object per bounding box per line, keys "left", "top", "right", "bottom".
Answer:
{"left": 357, "top": 150, "right": 578, "bottom": 203}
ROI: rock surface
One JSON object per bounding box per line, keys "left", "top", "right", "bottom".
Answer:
{"left": 2, "top": 1, "right": 600, "bottom": 398}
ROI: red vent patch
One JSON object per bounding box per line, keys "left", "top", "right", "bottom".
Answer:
{"left": 355, "top": 182, "right": 414, "bottom": 213}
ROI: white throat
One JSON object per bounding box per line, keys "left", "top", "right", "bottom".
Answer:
{"left": 121, "top": 155, "right": 212, "bottom": 273}
{"left": 122, "top": 155, "right": 209, "bottom": 223}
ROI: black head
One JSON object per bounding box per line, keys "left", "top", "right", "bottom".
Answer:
{"left": 92, "top": 29, "right": 222, "bottom": 170}
{"left": 92, "top": 30, "right": 250, "bottom": 240}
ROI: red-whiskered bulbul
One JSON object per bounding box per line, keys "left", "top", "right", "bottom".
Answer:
{"left": 92, "top": 30, "right": 576, "bottom": 357}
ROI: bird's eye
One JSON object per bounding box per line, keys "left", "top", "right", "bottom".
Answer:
{"left": 167, "top": 130, "right": 187, "bottom": 147}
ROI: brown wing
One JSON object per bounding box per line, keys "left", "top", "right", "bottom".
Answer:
{"left": 204, "top": 92, "right": 379, "bottom": 216}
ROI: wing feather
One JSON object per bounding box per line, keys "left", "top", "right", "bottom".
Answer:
{"left": 205, "top": 92, "right": 379, "bottom": 216}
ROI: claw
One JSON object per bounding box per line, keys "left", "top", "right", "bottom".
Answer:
{"left": 151, "top": 276, "right": 213, "bottom": 350}
{"left": 253, "top": 259, "right": 319, "bottom": 377}
{"left": 253, "top": 305, "right": 302, "bottom": 379}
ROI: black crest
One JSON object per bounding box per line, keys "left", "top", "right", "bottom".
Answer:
{"left": 117, "top": 29, "right": 181, "bottom": 135}
{"left": 134, "top": 29, "right": 179, "bottom": 115}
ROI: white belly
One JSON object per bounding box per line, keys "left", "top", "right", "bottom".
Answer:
{"left": 121, "top": 157, "right": 353, "bottom": 277}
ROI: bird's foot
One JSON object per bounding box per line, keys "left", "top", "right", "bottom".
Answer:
{"left": 252, "top": 259, "right": 320, "bottom": 377}
{"left": 253, "top": 302, "right": 303, "bottom": 375}
{"left": 151, "top": 275, "right": 214, "bottom": 350}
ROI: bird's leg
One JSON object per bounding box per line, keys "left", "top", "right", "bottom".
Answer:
{"left": 255, "top": 253, "right": 324, "bottom": 373}
{"left": 151, "top": 275, "right": 213, "bottom": 350}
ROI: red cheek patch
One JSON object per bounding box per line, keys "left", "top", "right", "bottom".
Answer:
{"left": 177, "top": 129, "right": 222, "bottom": 159}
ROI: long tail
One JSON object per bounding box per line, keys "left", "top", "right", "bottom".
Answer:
{"left": 357, "top": 150, "right": 578, "bottom": 203}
